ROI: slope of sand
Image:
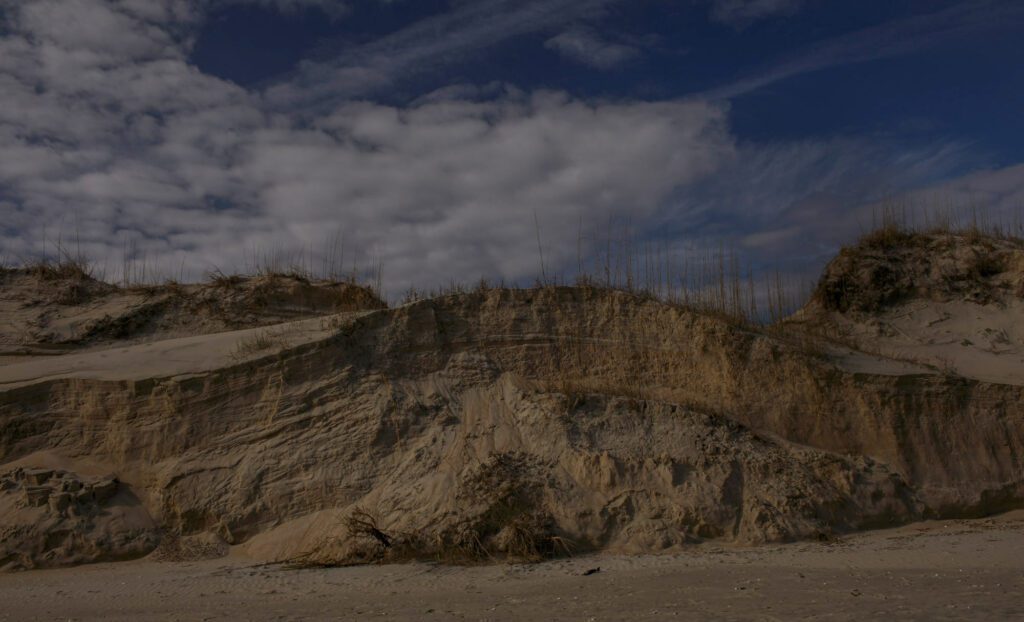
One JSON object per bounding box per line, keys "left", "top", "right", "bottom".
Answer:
{"left": 0, "top": 311, "right": 371, "bottom": 388}
{"left": 802, "top": 230, "right": 1024, "bottom": 385}
{"left": 2, "top": 283, "right": 1024, "bottom": 570}
{"left": 0, "top": 268, "right": 384, "bottom": 353}
{"left": 1, "top": 511, "right": 1022, "bottom": 621}
{"left": 818, "top": 298, "right": 1024, "bottom": 385}
{"left": 2, "top": 231, "right": 1024, "bottom": 574}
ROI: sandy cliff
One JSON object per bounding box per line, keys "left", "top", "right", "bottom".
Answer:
{"left": 0, "top": 233, "right": 1022, "bottom": 570}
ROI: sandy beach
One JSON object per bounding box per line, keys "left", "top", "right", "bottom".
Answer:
{"left": 3, "top": 512, "right": 1023, "bottom": 621}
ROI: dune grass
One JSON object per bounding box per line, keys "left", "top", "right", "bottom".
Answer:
{"left": 5, "top": 201, "right": 1020, "bottom": 331}
{"left": 230, "top": 329, "right": 286, "bottom": 359}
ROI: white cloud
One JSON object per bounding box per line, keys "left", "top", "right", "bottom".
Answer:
{"left": 646, "top": 136, "right": 1024, "bottom": 289}
{"left": 19, "top": 0, "right": 183, "bottom": 60}
{"left": 248, "top": 92, "right": 734, "bottom": 284}
{"left": 0, "top": 0, "right": 734, "bottom": 292}
{"left": 545, "top": 26, "right": 640, "bottom": 70}
{"left": 266, "top": 0, "right": 622, "bottom": 108}
{"left": 1, "top": 0, "right": 1019, "bottom": 298}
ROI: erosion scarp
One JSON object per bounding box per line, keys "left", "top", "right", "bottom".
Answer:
{"left": 0, "top": 233, "right": 1022, "bottom": 570}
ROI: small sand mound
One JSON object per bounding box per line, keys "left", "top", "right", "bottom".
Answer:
{"left": 77, "top": 274, "right": 385, "bottom": 344}
{"left": 0, "top": 467, "right": 158, "bottom": 571}
{"left": 0, "top": 269, "right": 385, "bottom": 350}
{"left": 810, "top": 230, "right": 1024, "bottom": 314}
{"left": 0, "top": 264, "right": 117, "bottom": 307}
{"left": 801, "top": 231, "right": 1024, "bottom": 384}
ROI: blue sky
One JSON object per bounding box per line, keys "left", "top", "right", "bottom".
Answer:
{"left": 2, "top": 0, "right": 1023, "bottom": 292}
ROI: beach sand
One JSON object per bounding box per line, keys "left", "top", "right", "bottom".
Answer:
{"left": 3, "top": 511, "right": 1022, "bottom": 621}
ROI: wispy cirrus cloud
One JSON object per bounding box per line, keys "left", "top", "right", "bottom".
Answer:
{"left": 661, "top": 137, "right": 974, "bottom": 250}
{"left": 264, "top": 0, "right": 623, "bottom": 109}
{"left": 544, "top": 26, "right": 640, "bottom": 70}
{"left": 703, "top": 0, "right": 1024, "bottom": 100}
{"left": 218, "top": 0, "right": 351, "bottom": 19}
{"left": 709, "top": 0, "right": 806, "bottom": 27}
{"left": 1, "top": 0, "right": 1019, "bottom": 296}
{"left": 0, "top": 0, "right": 736, "bottom": 291}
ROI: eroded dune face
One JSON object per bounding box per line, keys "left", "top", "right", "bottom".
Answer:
{"left": 1, "top": 233, "right": 1023, "bottom": 570}
{"left": 0, "top": 336, "right": 920, "bottom": 569}
{"left": 0, "top": 269, "right": 385, "bottom": 352}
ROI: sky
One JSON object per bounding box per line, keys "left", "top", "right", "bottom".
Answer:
{"left": 2, "top": 0, "right": 1023, "bottom": 295}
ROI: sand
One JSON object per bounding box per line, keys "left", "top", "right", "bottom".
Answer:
{"left": 0, "top": 270, "right": 384, "bottom": 354}
{"left": 0, "top": 312, "right": 366, "bottom": 389}
{"left": 2, "top": 231, "right": 1024, "bottom": 609}
{"left": 821, "top": 298, "right": 1024, "bottom": 386}
{"left": 2, "top": 511, "right": 1023, "bottom": 621}
{"left": 2, "top": 282, "right": 1023, "bottom": 569}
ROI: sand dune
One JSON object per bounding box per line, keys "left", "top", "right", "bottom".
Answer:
{"left": 1, "top": 231, "right": 1023, "bottom": 593}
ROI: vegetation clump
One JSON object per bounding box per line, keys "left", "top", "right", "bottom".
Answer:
{"left": 813, "top": 219, "right": 1021, "bottom": 314}
{"left": 785, "top": 208, "right": 1024, "bottom": 385}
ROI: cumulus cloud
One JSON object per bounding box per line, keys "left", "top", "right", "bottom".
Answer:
{"left": 0, "top": 0, "right": 735, "bottom": 292}
{"left": 544, "top": 26, "right": 640, "bottom": 70}
{"left": 254, "top": 93, "right": 733, "bottom": 285}
{"left": 1, "top": 0, "right": 1017, "bottom": 298}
